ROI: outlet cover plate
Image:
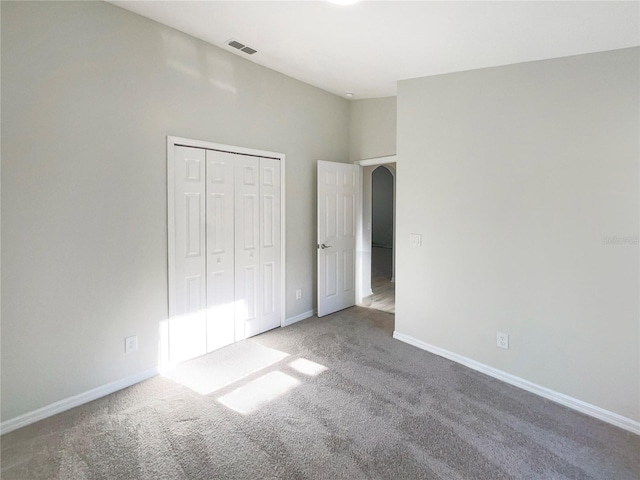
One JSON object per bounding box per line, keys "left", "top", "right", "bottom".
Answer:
{"left": 125, "top": 335, "right": 138, "bottom": 354}
{"left": 497, "top": 332, "right": 509, "bottom": 350}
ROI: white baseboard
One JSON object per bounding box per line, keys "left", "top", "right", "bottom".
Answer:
{"left": 283, "top": 310, "right": 315, "bottom": 327}
{"left": 8, "top": 332, "right": 637, "bottom": 437}
{"left": 1, "top": 310, "right": 315, "bottom": 435}
{"left": 1, "top": 367, "right": 159, "bottom": 436}
{"left": 393, "top": 331, "right": 640, "bottom": 435}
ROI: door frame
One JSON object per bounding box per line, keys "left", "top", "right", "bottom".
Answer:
{"left": 355, "top": 155, "right": 397, "bottom": 304}
{"left": 167, "top": 135, "right": 286, "bottom": 329}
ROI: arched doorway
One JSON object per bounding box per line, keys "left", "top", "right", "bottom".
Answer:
{"left": 372, "top": 166, "right": 394, "bottom": 278}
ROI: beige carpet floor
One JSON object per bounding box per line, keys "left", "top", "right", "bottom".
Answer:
{"left": 2, "top": 307, "right": 638, "bottom": 479}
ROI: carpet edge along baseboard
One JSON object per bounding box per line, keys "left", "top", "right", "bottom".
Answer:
{"left": 392, "top": 331, "right": 640, "bottom": 436}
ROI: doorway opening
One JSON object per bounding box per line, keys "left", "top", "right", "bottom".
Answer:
{"left": 316, "top": 156, "right": 396, "bottom": 320}
{"left": 357, "top": 158, "right": 396, "bottom": 316}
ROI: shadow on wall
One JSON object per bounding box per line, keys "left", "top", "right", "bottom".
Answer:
{"left": 162, "top": 29, "right": 238, "bottom": 94}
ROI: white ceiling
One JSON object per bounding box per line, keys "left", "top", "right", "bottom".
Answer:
{"left": 109, "top": 1, "right": 639, "bottom": 99}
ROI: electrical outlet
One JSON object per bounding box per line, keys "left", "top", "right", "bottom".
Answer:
{"left": 497, "top": 332, "right": 509, "bottom": 350}
{"left": 295, "top": 289, "right": 302, "bottom": 300}
{"left": 409, "top": 233, "right": 422, "bottom": 247}
{"left": 125, "top": 335, "right": 138, "bottom": 354}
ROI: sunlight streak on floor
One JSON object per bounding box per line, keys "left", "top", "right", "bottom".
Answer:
{"left": 289, "top": 358, "right": 328, "bottom": 376}
{"left": 163, "top": 341, "right": 289, "bottom": 395}
{"left": 218, "top": 371, "right": 299, "bottom": 414}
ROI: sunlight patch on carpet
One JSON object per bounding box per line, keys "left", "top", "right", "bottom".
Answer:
{"left": 289, "top": 358, "right": 328, "bottom": 376}
{"left": 218, "top": 371, "right": 299, "bottom": 414}
{"left": 163, "top": 341, "right": 289, "bottom": 395}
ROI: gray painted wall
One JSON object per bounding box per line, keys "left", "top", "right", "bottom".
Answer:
{"left": 372, "top": 167, "right": 394, "bottom": 247}
{"left": 396, "top": 48, "right": 639, "bottom": 421}
{"left": 349, "top": 97, "right": 397, "bottom": 162}
{"left": 1, "top": 1, "right": 349, "bottom": 421}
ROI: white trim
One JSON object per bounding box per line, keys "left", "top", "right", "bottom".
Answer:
{"left": 1, "top": 368, "right": 159, "bottom": 436}
{"left": 168, "top": 136, "right": 283, "bottom": 160}
{"left": 283, "top": 310, "right": 315, "bottom": 327}
{"left": 280, "top": 155, "right": 286, "bottom": 329}
{"left": 355, "top": 165, "right": 365, "bottom": 304}
{"left": 361, "top": 288, "right": 374, "bottom": 298}
{"left": 393, "top": 331, "right": 640, "bottom": 435}
{"left": 356, "top": 155, "right": 397, "bottom": 167}
{"left": 166, "top": 136, "right": 286, "bottom": 332}
{"left": 166, "top": 137, "right": 177, "bottom": 319}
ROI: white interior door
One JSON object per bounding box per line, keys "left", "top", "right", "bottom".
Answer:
{"left": 171, "top": 146, "right": 207, "bottom": 362}
{"left": 205, "top": 150, "right": 236, "bottom": 352}
{"left": 317, "top": 160, "right": 360, "bottom": 317}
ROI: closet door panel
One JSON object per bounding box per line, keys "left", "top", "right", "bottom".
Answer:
{"left": 235, "top": 157, "right": 261, "bottom": 340}
{"left": 260, "top": 158, "right": 281, "bottom": 332}
{"left": 171, "top": 146, "right": 207, "bottom": 363}
{"left": 206, "top": 150, "right": 235, "bottom": 352}
{"left": 170, "top": 141, "right": 283, "bottom": 358}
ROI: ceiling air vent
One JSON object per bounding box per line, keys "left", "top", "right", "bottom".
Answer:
{"left": 228, "top": 40, "right": 245, "bottom": 50}
{"left": 227, "top": 39, "right": 258, "bottom": 56}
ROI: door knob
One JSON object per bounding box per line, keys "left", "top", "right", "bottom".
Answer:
{"left": 319, "top": 243, "right": 332, "bottom": 249}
